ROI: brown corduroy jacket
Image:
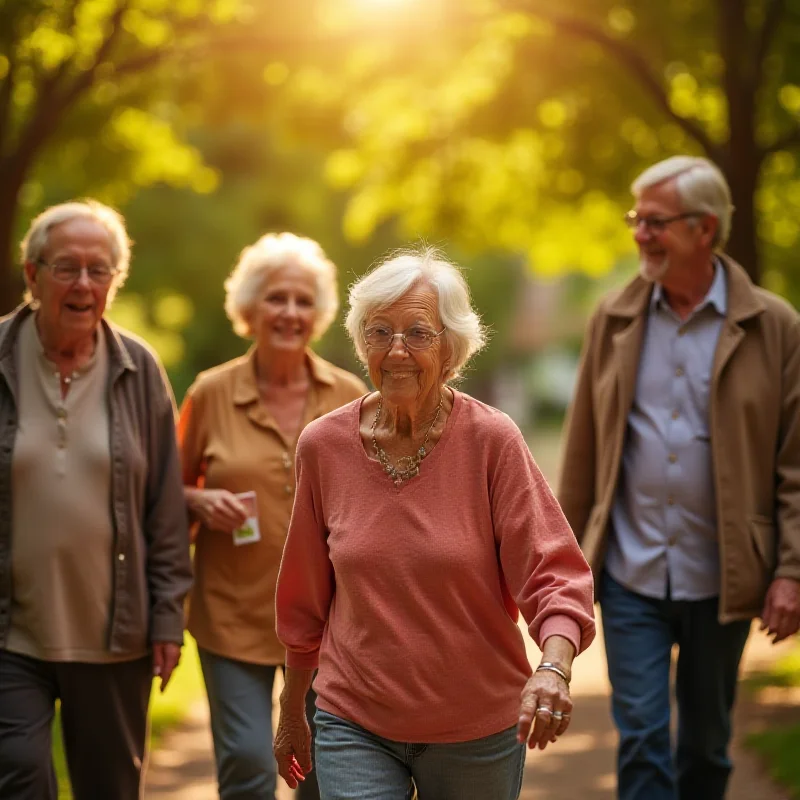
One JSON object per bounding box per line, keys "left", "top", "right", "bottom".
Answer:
{"left": 0, "top": 304, "right": 192, "bottom": 653}
{"left": 557, "top": 257, "right": 800, "bottom": 622}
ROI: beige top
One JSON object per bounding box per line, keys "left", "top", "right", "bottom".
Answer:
{"left": 179, "top": 348, "right": 367, "bottom": 664}
{"left": 7, "top": 315, "right": 132, "bottom": 662}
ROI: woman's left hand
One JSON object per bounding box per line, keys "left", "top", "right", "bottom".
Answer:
{"left": 274, "top": 704, "right": 312, "bottom": 789}
{"left": 517, "top": 670, "right": 572, "bottom": 751}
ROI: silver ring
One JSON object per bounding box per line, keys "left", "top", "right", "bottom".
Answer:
{"left": 536, "top": 706, "right": 552, "bottom": 717}
{"left": 552, "top": 711, "right": 563, "bottom": 720}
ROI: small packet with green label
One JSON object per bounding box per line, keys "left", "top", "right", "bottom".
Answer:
{"left": 232, "top": 491, "right": 260, "bottom": 546}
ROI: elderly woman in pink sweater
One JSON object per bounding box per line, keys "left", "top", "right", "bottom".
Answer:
{"left": 274, "top": 248, "right": 595, "bottom": 799}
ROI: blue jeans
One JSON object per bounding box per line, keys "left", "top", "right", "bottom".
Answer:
{"left": 199, "top": 649, "right": 279, "bottom": 800}
{"left": 313, "top": 709, "right": 525, "bottom": 800}
{"left": 599, "top": 571, "right": 751, "bottom": 800}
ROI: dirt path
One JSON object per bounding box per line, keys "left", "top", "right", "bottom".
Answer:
{"left": 144, "top": 621, "right": 795, "bottom": 799}
{"left": 517, "top": 620, "right": 794, "bottom": 800}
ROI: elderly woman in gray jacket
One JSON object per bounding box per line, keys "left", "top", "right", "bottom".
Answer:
{"left": 0, "top": 200, "right": 192, "bottom": 800}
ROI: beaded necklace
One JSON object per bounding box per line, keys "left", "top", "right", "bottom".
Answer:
{"left": 371, "top": 394, "right": 443, "bottom": 487}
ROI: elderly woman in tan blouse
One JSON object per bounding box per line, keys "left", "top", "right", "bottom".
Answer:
{"left": 178, "top": 232, "right": 367, "bottom": 800}
{"left": 0, "top": 201, "right": 191, "bottom": 800}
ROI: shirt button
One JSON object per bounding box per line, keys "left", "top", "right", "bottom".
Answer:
{"left": 667, "top": 496, "right": 675, "bottom": 505}
{"left": 675, "top": 367, "right": 684, "bottom": 377}
{"left": 671, "top": 410, "right": 679, "bottom": 420}
{"left": 678, "top": 328, "right": 687, "bottom": 337}
{"left": 57, "top": 408, "right": 67, "bottom": 420}
{"left": 667, "top": 536, "right": 677, "bottom": 547}
{"left": 668, "top": 453, "right": 677, "bottom": 464}
{"left": 118, "top": 553, "right": 125, "bottom": 562}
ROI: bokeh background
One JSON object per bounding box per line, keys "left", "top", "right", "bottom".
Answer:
{"left": 3, "top": 3, "right": 800, "bottom": 797}
{"left": 2, "top": 0, "right": 799, "bottom": 416}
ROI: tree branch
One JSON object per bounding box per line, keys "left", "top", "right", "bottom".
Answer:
{"left": 556, "top": 18, "right": 720, "bottom": 157}
{"left": 753, "top": 0, "right": 786, "bottom": 90}
{"left": 507, "top": 3, "right": 723, "bottom": 160}
{"left": 0, "top": 57, "right": 15, "bottom": 157}
{"left": 59, "top": 0, "right": 130, "bottom": 104}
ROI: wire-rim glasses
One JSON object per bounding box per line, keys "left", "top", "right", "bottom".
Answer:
{"left": 623, "top": 210, "right": 704, "bottom": 233}
{"left": 363, "top": 325, "right": 446, "bottom": 351}
{"left": 37, "top": 258, "right": 117, "bottom": 286}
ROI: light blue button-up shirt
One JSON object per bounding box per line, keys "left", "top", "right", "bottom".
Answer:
{"left": 606, "top": 262, "right": 727, "bottom": 600}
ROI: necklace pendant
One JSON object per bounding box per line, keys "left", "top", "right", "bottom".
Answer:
{"left": 417, "top": 446, "right": 426, "bottom": 458}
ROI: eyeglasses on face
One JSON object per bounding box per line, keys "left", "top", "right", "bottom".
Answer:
{"left": 37, "top": 259, "right": 117, "bottom": 286}
{"left": 363, "top": 325, "right": 446, "bottom": 351}
{"left": 623, "top": 210, "right": 704, "bottom": 233}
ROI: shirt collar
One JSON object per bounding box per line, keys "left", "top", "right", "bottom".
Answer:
{"left": 233, "top": 346, "right": 335, "bottom": 406}
{"left": 650, "top": 257, "right": 728, "bottom": 316}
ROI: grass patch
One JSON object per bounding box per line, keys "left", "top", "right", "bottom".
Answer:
{"left": 53, "top": 636, "right": 205, "bottom": 798}
{"left": 747, "top": 726, "right": 800, "bottom": 800}
{"left": 745, "top": 643, "right": 800, "bottom": 800}
{"left": 746, "top": 646, "right": 800, "bottom": 691}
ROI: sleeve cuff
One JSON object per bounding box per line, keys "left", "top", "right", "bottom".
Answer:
{"left": 538, "top": 614, "right": 582, "bottom": 656}
{"left": 285, "top": 649, "right": 320, "bottom": 670}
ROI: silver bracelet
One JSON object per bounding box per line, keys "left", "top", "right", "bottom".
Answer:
{"left": 536, "top": 662, "right": 570, "bottom": 684}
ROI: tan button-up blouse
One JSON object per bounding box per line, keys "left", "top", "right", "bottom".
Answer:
{"left": 178, "top": 347, "right": 367, "bottom": 664}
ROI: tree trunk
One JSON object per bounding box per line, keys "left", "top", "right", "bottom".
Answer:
{"left": 0, "top": 183, "right": 24, "bottom": 315}
{"left": 716, "top": 0, "right": 761, "bottom": 285}
{"left": 724, "top": 161, "right": 761, "bottom": 284}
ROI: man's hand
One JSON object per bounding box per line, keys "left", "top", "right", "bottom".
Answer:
{"left": 760, "top": 577, "right": 800, "bottom": 643}
{"left": 152, "top": 642, "right": 182, "bottom": 692}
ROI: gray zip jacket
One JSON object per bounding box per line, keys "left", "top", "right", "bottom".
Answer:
{"left": 0, "top": 305, "right": 192, "bottom": 653}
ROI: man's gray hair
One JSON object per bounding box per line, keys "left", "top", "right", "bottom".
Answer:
{"left": 20, "top": 200, "right": 131, "bottom": 303}
{"left": 345, "top": 247, "right": 487, "bottom": 382}
{"left": 224, "top": 232, "right": 339, "bottom": 339}
{"left": 631, "top": 156, "right": 734, "bottom": 249}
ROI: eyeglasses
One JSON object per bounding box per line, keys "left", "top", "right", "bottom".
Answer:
{"left": 363, "top": 325, "right": 446, "bottom": 351}
{"left": 623, "top": 210, "right": 704, "bottom": 233}
{"left": 37, "top": 258, "right": 117, "bottom": 286}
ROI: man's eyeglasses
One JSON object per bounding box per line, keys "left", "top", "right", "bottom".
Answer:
{"left": 37, "top": 259, "right": 117, "bottom": 286}
{"left": 623, "top": 210, "right": 704, "bottom": 233}
{"left": 363, "top": 325, "right": 446, "bottom": 351}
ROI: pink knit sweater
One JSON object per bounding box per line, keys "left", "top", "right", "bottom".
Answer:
{"left": 276, "top": 391, "right": 595, "bottom": 743}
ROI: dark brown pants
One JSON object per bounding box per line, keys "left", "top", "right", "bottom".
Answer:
{"left": 0, "top": 649, "right": 152, "bottom": 800}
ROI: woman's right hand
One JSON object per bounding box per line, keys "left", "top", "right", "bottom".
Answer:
{"left": 274, "top": 703, "right": 312, "bottom": 789}
{"left": 186, "top": 488, "right": 248, "bottom": 533}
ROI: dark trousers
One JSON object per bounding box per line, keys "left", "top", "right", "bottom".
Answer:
{"left": 599, "top": 571, "right": 751, "bottom": 800}
{"left": 0, "top": 649, "right": 152, "bottom": 800}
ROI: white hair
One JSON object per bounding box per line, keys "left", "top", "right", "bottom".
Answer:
{"left": 631, "top": 156, "right": 734, "bottom": 249}
{"left": 224, "top": 232, "right": 339, "bottom": 339}
{"left": 20, "top": 200, "right": 131, "bottom": 303}
{"left": 345, "top": 247, "right": 487, "bottom": 382}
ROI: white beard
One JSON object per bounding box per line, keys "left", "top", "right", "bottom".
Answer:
{"left": 639, "top": 254, "right": 670, "bottom": 283}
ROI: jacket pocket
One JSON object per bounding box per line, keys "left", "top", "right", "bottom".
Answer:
{"left": 748, "top": 514, "right": 777, "bottom": 572}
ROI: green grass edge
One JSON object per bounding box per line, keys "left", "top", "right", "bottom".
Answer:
{"left": 744, "top": 643, "right": 800, "bottom": 800}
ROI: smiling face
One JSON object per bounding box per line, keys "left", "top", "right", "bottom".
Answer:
{"left": 365, "top": 281, "right": 448, "bottom": 407}
{"left": 633, "top": 178, "right": 715, "bottom": 283}
{"left": 24, "top": 217, "right": 115, "bottom": 345}
{"left": 249, "top": 262, "right": 318, "bottom": 355}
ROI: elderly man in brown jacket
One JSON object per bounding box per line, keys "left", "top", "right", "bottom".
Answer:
{"left": 558, "top": 155, "right": 800, "bottom": 800}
